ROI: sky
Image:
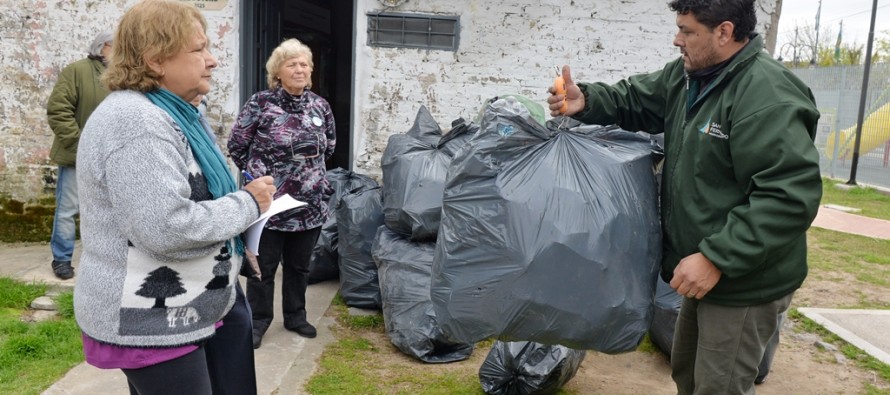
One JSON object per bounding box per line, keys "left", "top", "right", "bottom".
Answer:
{"left": 775, "top": 0, "right": 890, "bottom": 59}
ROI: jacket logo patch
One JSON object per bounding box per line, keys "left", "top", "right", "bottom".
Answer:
{"left": 699, "top": 118, "right": 728, "bottom": 140}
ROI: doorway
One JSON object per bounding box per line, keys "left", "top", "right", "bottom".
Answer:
{"left": 240, "top": 0, "right": 355, "bottom": 170}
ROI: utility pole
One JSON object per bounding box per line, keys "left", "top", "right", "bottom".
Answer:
{"left": 812, "top": 0, "right": 822, "bottom": 65}
{"left": 848, "top": 0, "right": 879, "bottom": 185}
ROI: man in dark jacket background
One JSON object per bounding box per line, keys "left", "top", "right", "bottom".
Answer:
{"left": 547, "top": 0, "right": 822, "bottom": 393}
{"left": 46, "top": 31, "right": 112, "bottom": 280}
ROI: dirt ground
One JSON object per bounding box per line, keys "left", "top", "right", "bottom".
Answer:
{"left": 559, "top": 271, "right": 890, "bottom": 395}
{"left": 346, "top": 262, "right": 890, "bottom": 395}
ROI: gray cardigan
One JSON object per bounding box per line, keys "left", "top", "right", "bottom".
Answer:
{"left": 75, "top": 90, "right": 259, "bottom": 347}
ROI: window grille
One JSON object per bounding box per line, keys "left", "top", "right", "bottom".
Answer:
{"left": 367, "top": 12, "right": 459, "bottom": 51}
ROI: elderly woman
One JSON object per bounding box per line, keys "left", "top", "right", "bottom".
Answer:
{"left": 74, "top": 1, "right": 275, "bottom": 394}
{"left": 228, "top": 38, "right": 336, "bottom": 348}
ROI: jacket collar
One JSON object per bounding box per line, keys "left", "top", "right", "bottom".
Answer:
{"left": 685, "top": 34, "right": 763, "bottom": 110}
{"left": 698, "top": 34, "right": 762, "bottom": 89}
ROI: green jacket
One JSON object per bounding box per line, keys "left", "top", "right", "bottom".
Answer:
{"left": 47, "top": 57, "right": 109, "bottom": 166}
{"left": 575, "top": 34, "right": 822, "bottom": 306}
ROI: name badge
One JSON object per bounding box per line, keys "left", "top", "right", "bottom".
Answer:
{"left": 312, "top": 116, "right": 323, "bottom": 126}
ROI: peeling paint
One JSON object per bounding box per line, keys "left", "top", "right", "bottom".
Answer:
{"left": 0, "top": 0, "right": 240, "bottom": 200}
{"left": 216, "top": 22, "right": 231, "bottom": 41}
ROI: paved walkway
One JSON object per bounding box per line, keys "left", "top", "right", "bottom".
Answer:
{"left": 0, "top": 241, "right": 339, "bottom": 395}
{"left": 0, "top": 204, "right": 888, "bottom": 394}
{"left": 804, "top": 205, "right": 890, "bottom": 367}
{"left": 811, "top": 204, "right": 890, "bottom": 240}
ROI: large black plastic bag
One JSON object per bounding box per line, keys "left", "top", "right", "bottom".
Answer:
{"left": 478, "top": 340, "right": 585, "bottom": 395}
{"left": 337, "top": 187, "right": 384, "bottom": 309}
{"left": 307, "top": 220, "right": 340, "bottom": 284}
{"left": 649, "top": 278, "right": 683, "bottom": 356}
{"left": 430, "top": 97, "right": 662, "bottom": 352}
{"left": 381, "top": 106, "right": 477, "bottom": 241}
{"left": 372, "top": 226, "right": 474, "bottom": 363}
{"left": 308, "top": 168, "right": 378, "bottom": 284}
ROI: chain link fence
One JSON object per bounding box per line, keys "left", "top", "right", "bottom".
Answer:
{"left": 791, "top": 63, "right": 890, "bottom": 188}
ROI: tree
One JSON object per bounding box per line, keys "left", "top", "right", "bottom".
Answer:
{"left": 779, "top": 22, "right": 890, "bottom": 67}
{"left": 815, "top": 43, "right": 864, "bottom": 67}
{"left": 136, "top": 266, "right": 187, "bottom": 308}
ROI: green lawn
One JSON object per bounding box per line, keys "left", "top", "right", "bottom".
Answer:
{"left": 0, "top": 279, "right": 82, "bottom": 395}
{"left": 821, "top": 178, "right": 890, "bottom": 221}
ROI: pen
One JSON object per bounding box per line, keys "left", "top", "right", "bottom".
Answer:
{"left": 241, "top": 170, "right": 255, "bottom": 182}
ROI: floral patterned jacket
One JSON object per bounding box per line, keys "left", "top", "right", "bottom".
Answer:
{"left": 228, "top": 87, "right": 336, "bottom": 232}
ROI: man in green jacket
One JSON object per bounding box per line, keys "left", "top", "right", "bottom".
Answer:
{"left": 547, "top": 0, "right": 822, "bottom": 393}
{"left": 46, "top": 31, "right": 112, "bottom": 280}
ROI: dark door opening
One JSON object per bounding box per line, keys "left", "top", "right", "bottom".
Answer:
{"left": 240, "top": 0, "right": 354, "bottom": 170}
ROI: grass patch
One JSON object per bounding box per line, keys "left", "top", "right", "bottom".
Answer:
{"left": 0, "top": 278, "right": 46, "bottom": 309}
{"left": 306, "top": 306, "right": 484, "bottom": 395}
{"left": 0, "top": 279, "right": 83, "bottom": 395}
{"left": 789, "top": 309, "right": 890, "bottom": 385}
{"left": 821, "top": 178, "right": 890, "bottom": 221}
{"left": 807, "top": 227, "right": 890, "bottom": 292}
{"left": 329, "top": 294, "right": 385, "bottom": 331}
{"left": 309, "top": 295, "right": 597, "bottom": 395}
{"left": 635, "top": 334, "right": 659, "bottom": 354}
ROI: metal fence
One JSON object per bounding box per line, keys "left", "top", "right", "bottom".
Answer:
{"left": 791, "top": 63, "right": 890, "bottom": 188}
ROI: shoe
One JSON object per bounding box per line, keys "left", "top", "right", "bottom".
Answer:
{"left": 51, "top": 260, "right": 74, "bottom": 280}
{"left": 252, "top": 328, "right": 264, "bottom": 349}
{"left": 286, "top": 321, "right": 317, "bottom": 338}
{"left": 754, "top": 374, "right": 768, "bottom": 385}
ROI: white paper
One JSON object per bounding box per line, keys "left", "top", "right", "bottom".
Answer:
{"left": 244, "top": 194, "right": 307, "bottom": 255}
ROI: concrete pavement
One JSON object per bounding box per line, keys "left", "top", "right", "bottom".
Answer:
{"left": 0, "top": 204, "right": 888, "bottom": 394}
{"left": 801, "top": 204, "right": 890, "bottom": 367}
{"left": 0, "top": 241, "right": 339, "bottom": 395}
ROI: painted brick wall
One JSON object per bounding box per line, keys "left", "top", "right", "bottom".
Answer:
{"left": 0, "top": 0, "right": 777, "bottom": 201}
{"left": 0, "top": 0, "right": 239, "bottom": 201}
{"left": 351, "top": 0, "right": 779, "bottom": 179}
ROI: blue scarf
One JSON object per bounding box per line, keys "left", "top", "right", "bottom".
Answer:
{"left": 146, "top": 89, "right": 245, "bottom": 256}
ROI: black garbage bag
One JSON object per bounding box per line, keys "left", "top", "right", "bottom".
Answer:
{"left": 372, "top": 226, "right": 474, "bottom": 363}
{"left": 430, "top": 96, "right": 662, "bottom": 352}
{"left": 479, "top": 341, "right": 585, "bottom": 395}
{"left": 337, "top": 187, "right": 384, "bottom": 309}
{"left": 308, "top": 168, "right": 378, "bottom": 284}
{"left": 381, "top": 106, "right": 477, "bottom": 241}
{"left": 307, "top": 219, "right": 340, "bottom": 284}
{"left": 649, "top": 278, "right": 683, "bottom": 356}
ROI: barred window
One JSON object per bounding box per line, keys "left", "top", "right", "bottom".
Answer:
{"left": 367, "top": 12, "right": 459, "bottom": 51}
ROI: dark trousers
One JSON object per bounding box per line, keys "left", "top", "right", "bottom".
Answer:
{"left": 671, "top": 292, "right": 793, "bottom": 395}
{"left": 123, "top": 284, "right": 257, "bottom": 395}
{"left": 247, "top": 227, "right": 321, "bottom": 332}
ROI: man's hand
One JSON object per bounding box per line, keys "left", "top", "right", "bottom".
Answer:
{"left": 547, "top": 65, "right": 586, "bottom": 117}
{"left": 670, "top": 252, "right": 722, "bottom": 299}
{"left": 244, "top": 176, "right": 276, "bottom": 213}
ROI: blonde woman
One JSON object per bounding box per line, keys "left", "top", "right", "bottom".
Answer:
{"left": 229, "top": 38, "right": 336, "bottom": 348}
{"left": 75, "top": 1, "right": 275, "bottom": 393}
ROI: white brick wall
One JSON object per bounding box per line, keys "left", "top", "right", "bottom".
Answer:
{"left": 0, "top": 0, "right": 239, "bottom": 200}
{"left": 351, "top": 0, "right": 779, "bottom": 178}
{"left": 0, "top": 0, "right": 777, "bottom": 201}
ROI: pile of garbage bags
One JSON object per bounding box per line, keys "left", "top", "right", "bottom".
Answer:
{"left": 430, "top": 98, "right": 663, "bottom": 352}
{"left": 307, "top": 168, "right": 378, "bottom": 284}
{"left": 318, "top": 96, "right": 665, "bottom": 393}
{"left": 373, "top": 226, "right": 474, "bottom": 363}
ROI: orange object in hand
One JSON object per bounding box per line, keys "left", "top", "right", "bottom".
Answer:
{"left": 553, "top": 75, "right": 568, "bottom": 114}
